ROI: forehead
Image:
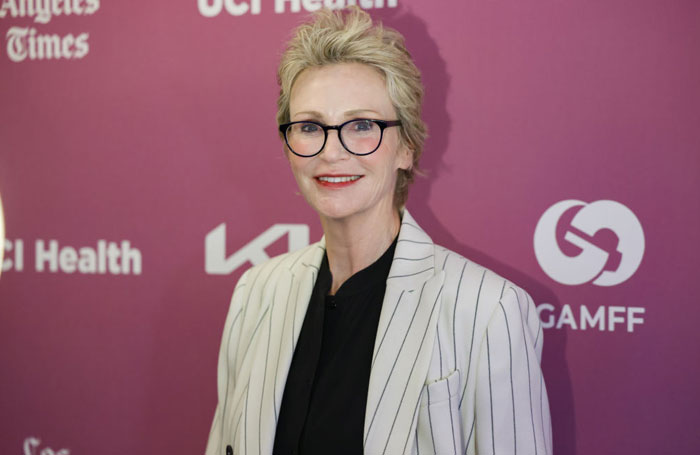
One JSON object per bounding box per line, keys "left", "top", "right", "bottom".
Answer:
{"left": 289, "top": 62, "right": 395, "bottom": 119}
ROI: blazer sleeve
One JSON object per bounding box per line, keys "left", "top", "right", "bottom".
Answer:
{"left": 205, "top": 269, "right": 252, "bottom": 455}
{"left": 474, "top": 284, "right": 553, "bottom": 454}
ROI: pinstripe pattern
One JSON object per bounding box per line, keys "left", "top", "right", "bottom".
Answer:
{"left": 511, "top": 288, "right": 539, "bottom": 454}
{"left": 205, "top": 210, "right": 552, "bottom": 455}
{"left": 487, "top": 330, "right": 495, "bottom": 454}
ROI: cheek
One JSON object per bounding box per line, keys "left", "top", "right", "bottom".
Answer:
{"left": 288, "top": 158, "right": 315, "bottom": 192}
{"left": 376, "top": 144, "right": 407, "bottom": 182}
{"left": 287, "top": 155, "right": 306, "bottom": 176}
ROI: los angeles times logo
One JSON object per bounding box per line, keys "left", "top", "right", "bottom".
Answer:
{"left": 534, "top": 199, "right": 645, "bottom": 286}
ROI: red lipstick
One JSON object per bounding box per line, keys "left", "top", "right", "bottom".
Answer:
{"left": 314, "top": 174, "right": 363, "bottom": 188}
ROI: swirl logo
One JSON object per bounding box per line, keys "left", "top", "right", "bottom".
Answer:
{"left": 534, "top": 200, "right": 645, "bottom": 286}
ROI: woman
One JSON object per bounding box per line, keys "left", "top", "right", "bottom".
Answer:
{"left": 206, "top": 7, "right": 552, "bottom": 455}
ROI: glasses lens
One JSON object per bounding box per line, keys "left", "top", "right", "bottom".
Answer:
{"left": 286, "top": 122, "right": 325, "bottom": 156}
{"left": 340, "top": 120, "right": 382, "bottom": 155}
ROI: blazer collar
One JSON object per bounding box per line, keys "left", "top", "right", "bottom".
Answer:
{"left": 385, "top": 209, "right": 437, "bottom": 291}
{"left": 296, "top": 209, "right": 437, "bottom": 287}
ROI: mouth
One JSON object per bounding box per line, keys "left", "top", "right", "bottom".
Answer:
{"left": 315, "top": 174, "right": 363, "bottom": 188}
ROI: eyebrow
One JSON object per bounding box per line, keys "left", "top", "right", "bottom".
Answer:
{"left": 291, "top": 109, "right": 384, "bottom": 121}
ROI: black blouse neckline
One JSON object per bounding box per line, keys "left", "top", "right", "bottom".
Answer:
{"left": 273, "top": 232, "right": 400, "bottom": 454}
{"left": 320, "top": 234, "right": 398, "bottom": 298}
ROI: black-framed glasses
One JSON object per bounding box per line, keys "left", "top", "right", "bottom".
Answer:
{"left": 278, "top": 118, "right": 402, "bottom": 157}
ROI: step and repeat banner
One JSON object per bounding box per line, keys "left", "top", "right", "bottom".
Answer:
{"left": 1, "top": 0, "right": 698, "bottom": 454}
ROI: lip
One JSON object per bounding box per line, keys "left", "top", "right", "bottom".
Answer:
{"left": 314, "top": 174, "right": 364, "bottom": 188}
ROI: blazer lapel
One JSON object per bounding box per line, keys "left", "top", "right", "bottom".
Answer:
{"left": 243, "top": 240, "right": 326, "bottom": 454}
{"left": 364, "top": 211, "right": 446, "bottom": 454}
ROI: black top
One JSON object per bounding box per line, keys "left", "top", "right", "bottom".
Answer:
{"left": 273, "top": 237, "right": 398, "bottom": 455}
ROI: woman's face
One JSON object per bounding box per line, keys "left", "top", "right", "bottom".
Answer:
{"left": 287, "top": 63, "right": 411, "bottom": 223}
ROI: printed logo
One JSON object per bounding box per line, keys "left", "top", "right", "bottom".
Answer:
{"left": 23, "top": 436, "right": 70, "bottom": 455}
{"left": 197, "top": 0, "right": 397, "bottom": 17}
{"left": 2, "top": 238, "right": 142, "bottom": 275}
{"left": 1, "top": 0, "right": 100, "bottom": 62}
{"left": 534, "top": 199, "right": 645, "bottom": 286}
{"left": 205, "top": 223, "right": 309, "bottom": 274}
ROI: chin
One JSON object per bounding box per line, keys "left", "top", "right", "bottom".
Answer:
{"left": 306, "top": 193, "right": 360, "bottom": 219}
{"left": 313, "top": 202, "right": 359, "bottom": 221}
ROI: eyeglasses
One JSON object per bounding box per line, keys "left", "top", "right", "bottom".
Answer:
{"left": 278, "top": 118, "right": 402, "bottom": 157}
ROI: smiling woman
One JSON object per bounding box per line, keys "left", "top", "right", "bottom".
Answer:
{"left": 206, "top": 7, "right": 552, "bottom": 455}
{"left": 285, "top": 63, "right": 411, "bottom": 246}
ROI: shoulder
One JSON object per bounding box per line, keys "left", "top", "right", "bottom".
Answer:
{"left": 224, "top": 240, "right": 324, "bottom": 332}
{"left": 431, "top": 244, "right": 534, "bottom": 325}
{"left": 398, "top": 210, "right": 532, "bottom": 319}
{"left": 235, "top": 240, "right": 324, "bottom": 290}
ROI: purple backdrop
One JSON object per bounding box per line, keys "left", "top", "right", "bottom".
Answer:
{"left": 1, "top": 0, "right": 699, "bottom": 454}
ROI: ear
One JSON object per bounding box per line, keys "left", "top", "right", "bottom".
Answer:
{"left": 396, "top": 143, "right": 413, "bottom": 171}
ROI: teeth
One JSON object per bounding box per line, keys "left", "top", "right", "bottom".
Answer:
{"left": 318, "top": 176, "right": 361, "bottom": 183}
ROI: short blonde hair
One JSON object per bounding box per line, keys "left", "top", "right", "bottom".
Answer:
{"left": 277, "top": 6, "right": 426, "bottom": 208}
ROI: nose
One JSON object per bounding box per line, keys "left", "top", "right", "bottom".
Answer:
{"left": 319, "top": 128, "right": 348, "bottom": 161}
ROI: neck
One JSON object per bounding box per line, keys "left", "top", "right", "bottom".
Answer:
{"left": 320, "top": 204, "right": 400, "bottom": 295}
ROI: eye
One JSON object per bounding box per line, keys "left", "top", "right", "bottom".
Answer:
{"left": 352, "top": 120, "right": 374, "bottom": 131}
{"left": 300, "top": 122, "right": 321, "bottom": 134}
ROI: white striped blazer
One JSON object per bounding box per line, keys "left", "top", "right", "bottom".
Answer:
{"left": 205, "top": 210, "right": 552, "bottom": 455}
